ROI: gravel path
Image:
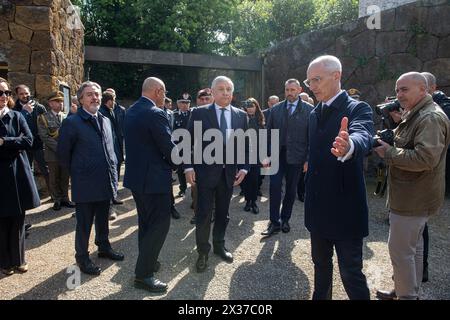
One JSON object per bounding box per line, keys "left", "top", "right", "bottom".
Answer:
{"left": 1, "top": 174, "right": 449, "bottom": 300}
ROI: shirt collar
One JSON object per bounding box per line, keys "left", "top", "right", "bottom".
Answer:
{"left": 215, "top": 103, "right": 230, "bottom": 111}
{"left": 286, "top": 98, "right": 300, "bottom": 107}
{"left": 83, "top": 107, "right": 98, "bottom": 118}
{"left": 51, "top": 110, "right": 60, "bottom": 117}
{"left": 324, "top": 90, "right": 345, "bottom": 107}
{"left": 0, "top": 107, "right": 10, "bottom": 118}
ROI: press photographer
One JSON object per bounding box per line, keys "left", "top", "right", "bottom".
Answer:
{"left": 374, "top": 72, "right": 450, "bottom": 300}
{"left": 13, "top": 85, "right": 49, "bottom": 193}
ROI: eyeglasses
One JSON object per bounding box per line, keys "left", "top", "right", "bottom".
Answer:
{"left": 0, "top": 90, "right": 12, "bottom": 97}
{"left": 159, "top": 88, "right": 168, "bottom": 94}
{"left": 303, "top": 76, "right": 322, "bottom": 88}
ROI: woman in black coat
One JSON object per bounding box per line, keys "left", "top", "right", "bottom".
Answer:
{"left": 242, "top": 98, "right": 265, "bottom": 214}
{"left": 0, "top": 77, "right": 40, "bottom": 275}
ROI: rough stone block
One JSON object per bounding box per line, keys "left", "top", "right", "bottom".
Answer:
{"left": 6, "top": 41, "right": 31, "bottom": 72}
{"left": 15, "top": 6, "right": 51, "bottom": 31}
{"left": 376, "top": 32, "right": 411, "bottom": 56}
{"left": 35, "top": 74, "right": 58, "bottom": 99}
{"left": 437, "top": 36, "right": 450, "bottom": 58}
{"left": 9, "top": 23, "right": 33, "bottom": 44}
{"left": 31, "top": 50, "right": 56, "bottom": 74}
{"left": 416, "top": 34, "right": 439, "bottom": 61}
{"left": 8, "top": 72, "right": 36, "bottom": 92}
{"left": 423, "top": 58, "right": 450, "bottom": 87}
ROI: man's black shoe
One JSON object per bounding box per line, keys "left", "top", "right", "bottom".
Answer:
{"left": 281, "top": 221, "right": 291, "bottom": 233}
{"left": 134, "top": 277, "right": 168, "bottom": 293}
{"left": 376, "top": 289, "right": 397, "bottom": 300}
{"left": 422, "top": 266, "right": 429, "bottom": 283}
{"left": 25, "top": 224, "right": 32, "bottom": 231}
{"left": 196, "top": 254, "right": 208, "bottom": 273}
{"left": 213, "top": 247, "right": 233, "bottom": 263}
{"left": 298, "top": 194, "right": 305, "bottom": 202}
{"left": 171, "top": 207, "right": 180, "bottom": 219}
{"left": 61, "top": 200, "right": 76, "bottom": 208}
{"left": 78, "top": 260, "right": 102, "bottom": 276}
{"left": 98, "top": 249, "right": 125, "bottom": 261}
{"left": 251, "top": 202, "right": 259, "bottom": 214}
{"left": 53, "top": 202, "right": 61, "bottom": 211}
{"left": 261, "top": 223, "right": 280, "bottom": 237}
{"left": 112, "top": 198, "right": 123, "bottom": 205}
{"left": 177, "top": 191, "right": 185, "bottom": 198}
{"left": 244, "top": 201, "right": 252, "bottom": 212}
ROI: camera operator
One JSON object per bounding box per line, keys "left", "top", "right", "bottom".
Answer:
{"left": 374, "top": 72, "right": 450, "bottom": 300}
{"left": 14, "top": 85, "right": 49, "bottom": 193}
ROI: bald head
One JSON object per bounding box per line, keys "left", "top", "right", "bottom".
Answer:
{"left": 396, "top": 72, "right": 428, "bottom": 111}
{"left": 142, "top": 77, "right": 166, "bottom": 107}
{"left": 421, "top": 72, "right": 437, "bottom": 94}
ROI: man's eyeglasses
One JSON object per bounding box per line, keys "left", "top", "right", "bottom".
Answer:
{"left": 159, "top": 88, "right": 168, "bottom": 94}
{"left": 303, "top": 76, "right": 322, "bottom": 88}
{"left": 0, "top": 90, "right": 12, "bottom": 97}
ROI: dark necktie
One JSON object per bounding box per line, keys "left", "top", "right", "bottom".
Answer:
{"left": 220, "top": 108, "right": 227, "bottom": 144}
{"left": 93, "top": 115, "right": 101, "bottom": 132}
{"left": 321, "top": 103, "right": 328, "bottom": 117}
{"left": 288, "top": 103, "right": 295, "bottom": 115}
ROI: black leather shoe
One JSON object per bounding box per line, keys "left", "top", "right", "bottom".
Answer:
{"left": 112, "top": 198, "right": 123, "bottom": 205}
{"left": 53, "top": 202, "right": 61, "bottom": 211}
{"left": 98, "top": 249, "right": 125, "bottom": 261}
{"left": 78, "top": 260, "right": 102, "bottom": 276}
{"left": 134, "top": 277, "right": 168, "bottom": 293}
{"left": 25, "top": 224, "right": 32, "bottom": 231}
{"left": 244, "top": 201, "right": 252, "bottom": 212}
{"left": 171, "top": 207, "right": 180, "bottom": 219}
{"left": 298, "top": 194, "right": 305, "bottom": 202}
{"left": 281, "top": 221, "right": 291, "bottom": 233}
{"left": 376, "top": 289, "right": 397, "bottom": 300}
{"left": 61, "top": 200, "right": 76, "bottom": 208}
{"left": 213, "top": 247, "right": 233, "bottom": 263}
{"left": 177, "top": 191, "right": 185, "bottom": 198}
{"left": 422, "top": 266, "right": 429, "bottom": 283}
{"left": 251, "top": 202, "right": 259, "bottom": 214}
{"left": 196, "top": 254, "right": 208, "bottom": 273}
{"left": 261, "top": 223, "right": 280, "bottom": 236}
{"left": 153, "top": 261, "right": 161, "bottom": 273}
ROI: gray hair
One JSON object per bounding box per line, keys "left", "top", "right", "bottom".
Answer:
{"left": 308, "top": 55, "right": 342, "bottom": 73}
{"left": 421, "top": 72, "right": 436, "bottom": 89}
{"left": 268, "top": 95, "right": 279, "bottom": 101}
{"left": 142, "top": 77, "right": 164, "bottom": 93}
{"left": 77, "top": 81, "right": 101, "bottom": 101}
{"left": 398, "top": 72, "right": 428, "bottom": 87}
{"left": 285, "top": 79, "right": 301, "bottom": 87}
{"left": 211, "top": 76, "right": 234, "bottom": 92}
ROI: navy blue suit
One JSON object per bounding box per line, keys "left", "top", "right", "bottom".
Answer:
{"left": 58, "top": 108, "right": 118, "bottom": 263}
{"left": 123, "top": 96, "right": 175, "bottom": 279}
{"left": 266, "top": 99, "right": 313, "bottom": 225}
{"left": 304, "top": 91, "right": 374, "bottom": 300}
{"left": 185, "top": 104, "right": 249, "bottom": 254}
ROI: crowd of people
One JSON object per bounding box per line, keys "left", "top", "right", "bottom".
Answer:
{"left": 0, "top": 53, "right": 449, "bottom": 300}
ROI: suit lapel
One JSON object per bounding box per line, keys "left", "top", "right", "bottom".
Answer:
{"left": 231, "top": 106, "right": 238, "bottom": 130}
{"left": 207, "top": 104, "right": 220, "bottom": 129}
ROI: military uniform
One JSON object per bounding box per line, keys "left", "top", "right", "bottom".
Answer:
{"left": 37, "top": 95, "right": 70, "bottom": 207}
{"left": 173, "top": 108, "right": 191, "bottom": 195}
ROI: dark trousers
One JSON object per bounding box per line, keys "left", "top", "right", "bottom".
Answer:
{"left": 47, "top": 161, "right": 70, "bottom": 202}
{"left": 269, "top": 150, "right": 302, "bottom": 225}
{"left": 27, "top": 148, "right": 49, "bottom": 177}
{"left": 117, "top": 160, "right": 123, "bottom": 182}
{"left": 75, "top": 201, "right": 111, "bottom": 263}
{"left": 132, "top": 192, "right": 171, "bottom": 279}
{"left": 242, "top": 165, "right": 259, "bottom": 202}
{"left": 297, "top": 170, "right": 305, "bottom": 198}
{"left": 177, "top": 167, "right": 187, "bottom": 193}
{"left": 310, "top": 233, "right": 370, "bottom": 300}
{"left": 423, "top": 223, "right": 429, "bottom": 270}
{"left": 0, "top": 214, "right": 25, "bottom": 269}
{"left": 196, "top": 170, "right": 233, "bottom": 254}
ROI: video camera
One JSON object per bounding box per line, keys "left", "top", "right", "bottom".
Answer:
{"left": 375, "top": 96, "right": 401, "bottom": 118}
{"left": 25, "top": 96, "right": 36, "bottom": 106}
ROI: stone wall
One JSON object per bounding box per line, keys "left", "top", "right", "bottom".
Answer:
{"left": 0, "top": 0, "right": 84, "bottom": 100}
{"left": 264, "top": 0, "right": 450, "bottom": 109}
{"left": 359, "top": 0, "right": 417, "bottom": 17}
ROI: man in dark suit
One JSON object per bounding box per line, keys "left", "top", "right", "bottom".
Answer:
{"left": 304, "top": 55, "right": 374, "bottom": 300}
{"left": 58, "top": 81, "right": 124, "bottom": 276}
{"left": 184, "top": 76, "right": 249, "bottom": 273}
{"left": 124, "top": 77, "right": 176, "bottom": 293}
{"left": 261, "top": 79, "right": 313, "bottom": 237}
{"left": 99, "top": 91, "right": 124, "bottom": 209}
